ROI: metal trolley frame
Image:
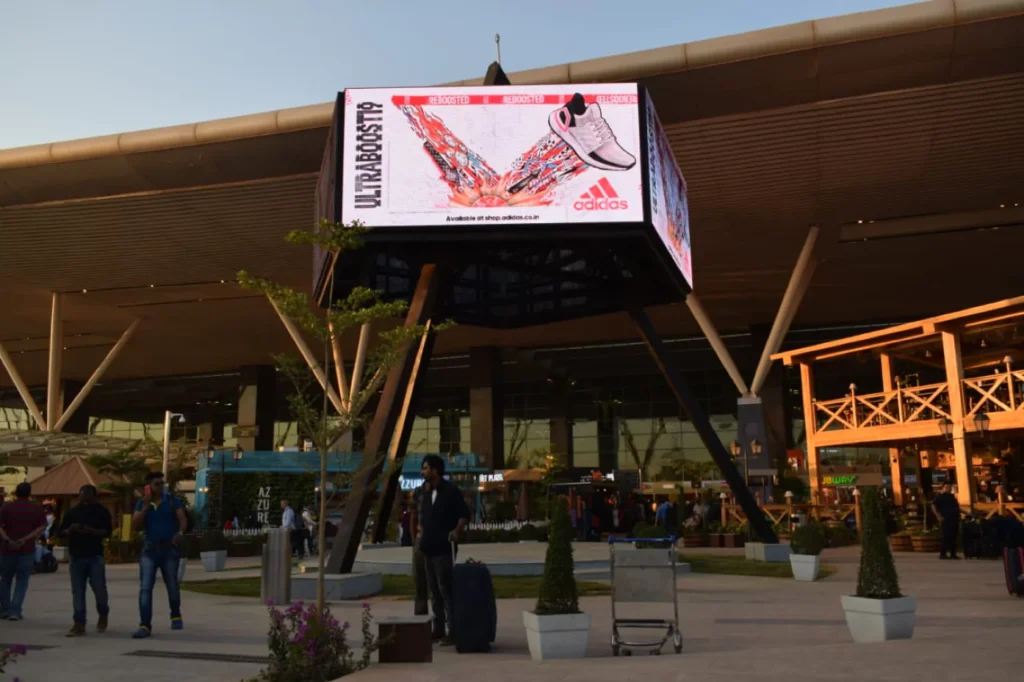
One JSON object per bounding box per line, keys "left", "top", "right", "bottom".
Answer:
{"left": 608, "top": 536, "right": 682, "bottom": 656}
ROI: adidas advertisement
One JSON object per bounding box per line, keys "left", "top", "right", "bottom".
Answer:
{"left": 340, "top": 85, "right": 644, "bottom": 227}
{"left": 645, "top": 94, "right": 693, "bottom": 288}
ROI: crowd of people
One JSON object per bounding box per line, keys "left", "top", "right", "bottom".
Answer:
{"left": 0, "top": 471, "right": 188, "bottom": 639}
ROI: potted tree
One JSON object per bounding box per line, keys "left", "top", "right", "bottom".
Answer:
{"left": 523, "top": 496, "right": 590, "bottom": 660}
{"left": 841, "top": 488, "right": 916, "bottom": 643}
{"left": 789, "top": 522, "right": 825, "bottom": 581}
{"left": 199, "top": 530, "right": 228, "bottom": 573}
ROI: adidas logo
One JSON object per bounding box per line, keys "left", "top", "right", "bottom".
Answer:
{"left": 572, "top": 178, "right": 629, "bottom": 211}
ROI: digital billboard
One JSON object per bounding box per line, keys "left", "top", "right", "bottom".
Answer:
{"left": 340, "top": 84, "right": 644, "bottom": 227}
{"left": 644, "top": 94, "right": 693, "bottom": 289}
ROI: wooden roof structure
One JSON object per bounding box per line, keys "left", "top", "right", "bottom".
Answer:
{"left": 1, "top": 1, "right": 1023, "bottom": 389}
{"left": 28, "top": 456, "right": 123, "bottom": 497}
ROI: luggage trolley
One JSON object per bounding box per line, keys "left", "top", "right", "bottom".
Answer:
{"left": 608, "top": 536, "right": 682, "bottom": 656}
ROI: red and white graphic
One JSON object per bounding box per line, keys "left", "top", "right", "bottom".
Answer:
{"left": 573, "top": 178, "right": 630, "bottom": 211}
{"left": 644, "top": 95, "right": 693, "bottom": 288}
{"left": 341, "top": 85, "right": 643, "bottom": 227}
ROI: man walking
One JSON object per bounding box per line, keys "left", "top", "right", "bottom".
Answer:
{"left": 0, "top": 482, "right": 47, "bottom": 620}
{"left": 931, "top": 483, "right": 961, "bottom": 560}
{"left": 132, "top": 471, "right": 188, "bottom": 638}
{"left": 301, "top": 504, "right": 317, "bottom": 556}
{"left": 59, "top": 484, "right": 112, "bottom": 636}
{"left": 418, "top": 455, "right": 469, "bottom": 645}
{"left": 280, "top": 500, "right": 300, "bottom": 557}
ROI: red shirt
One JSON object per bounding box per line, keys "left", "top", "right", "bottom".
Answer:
{"left": 0, "top": 499, "right": 47, "bottom": 554}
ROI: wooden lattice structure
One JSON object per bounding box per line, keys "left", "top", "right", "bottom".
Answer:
{"left": 774, "top": 296, "right": 1024, "bottom": 510}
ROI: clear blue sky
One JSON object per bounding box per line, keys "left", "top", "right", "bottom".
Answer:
{"left": 0, "top": 0, "right": 909, "bottom": 149}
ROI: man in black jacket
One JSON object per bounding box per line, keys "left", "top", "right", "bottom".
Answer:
{"left": 417, "top": 455, "right": 470, "bottom": 644}
{"left": 59, "top": 484, "right": 113, "bottom": 636}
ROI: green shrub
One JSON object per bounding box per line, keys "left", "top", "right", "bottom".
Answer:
{"left": 632, "top": 521, "right": 650, "bottom": 537}
{"left": 635, "top": 524, "right": 669, "bottom": 549}
{"left": 519, "top": 523, "right": 542, "bottom": 541}
{"left": 535, "top": 497, "right": 579, "bottom": 616}
{"left": 790, "top": 522, "right": 826, "bottom": 556}
{"left": 824, "top": 524, "right": 859, "bottom": 548}
{"left": 855, "top": 488, "right": 902, "bottom": 600}
{"left": 200, "top": 530, "right": 228, "bottom": 553}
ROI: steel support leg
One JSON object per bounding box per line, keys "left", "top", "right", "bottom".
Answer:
{"left": 328, "top": 264, "right": 443, "bottom": 573}
{"left": 627, "top": 304, "right": 777, "bottom": 543}
{"left": 372, "top": 324, "right": 435, "bottom": 544}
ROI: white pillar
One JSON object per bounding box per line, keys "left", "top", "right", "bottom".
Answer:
{"left": 685, "top": 294, "right": 750, "bottom": 396}
{"left": 0, "top": 343, "right": 47, "bottom": 431}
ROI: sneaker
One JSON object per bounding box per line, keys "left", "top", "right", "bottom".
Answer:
{"left": 171, "top": 617, "right": 183, "bottom": 631}
{"left": 97, "top": 613, "right": 108, "bottom": 633}
{"left": 66, "top": 623, "right": 86, "bottom": 637}
{"left": 548, "top": 94, "right": 636, "bottom": 171}
{"left": 131, "top": 626, "right": 151, "bottom": 639}
{"left": 6, "top": 614, "right": 23, "bottom": 621}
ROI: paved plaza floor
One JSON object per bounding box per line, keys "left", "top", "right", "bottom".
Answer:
{"left": 2, "top": 546, "right": 1021, "bottom": 681}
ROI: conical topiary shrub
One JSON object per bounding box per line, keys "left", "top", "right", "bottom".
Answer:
{"left": 535, "top": 496, "right": 579, "bottom": 615}
{"left": 855, "top": 487, "right": 902, "bottom": 599}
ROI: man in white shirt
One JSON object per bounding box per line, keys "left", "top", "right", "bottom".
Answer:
{"left": 280, "top": 500, "right": 300, "bottom": 557}
{"left": 301, "top": 506, "right": 316, "bottom": 556}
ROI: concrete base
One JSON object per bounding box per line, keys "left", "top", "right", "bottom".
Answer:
{"left": 290, "top": 572, "right": 382, "bottom": 601}
{"left": 749, "top": 543, "right": 791, "bottom": 563}
{"left": 841, "top": 595, "right": 917, "bottom": 643}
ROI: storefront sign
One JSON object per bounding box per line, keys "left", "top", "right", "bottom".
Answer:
{"left": 341, "top": 85, "right": 644, "bottom": 227}
{"left": 822, "top": 475, "right": 857, "bottom": 485}
{"left": 256, "top": 486, "right": 272, "bottom": 525}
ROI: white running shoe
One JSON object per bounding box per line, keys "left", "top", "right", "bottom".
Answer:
{"left": 548, "top": 93, "right": 636, "bottom": 171}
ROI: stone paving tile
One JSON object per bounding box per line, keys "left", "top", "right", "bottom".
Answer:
{"left": 2, "top": 546, "right": 1020, "bottom": 681}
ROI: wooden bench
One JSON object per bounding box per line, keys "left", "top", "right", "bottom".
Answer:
{"left": 377, "top": 615, "right": 433, "bottom": 663}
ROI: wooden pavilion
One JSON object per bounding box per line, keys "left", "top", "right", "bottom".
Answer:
{"left": 774, "top": 296, "right": 1024, "bottom": 516}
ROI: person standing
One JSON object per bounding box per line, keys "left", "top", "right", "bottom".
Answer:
{"left": 301, "top": 505, "right": 317, "bottom": 556}
{"left": 410, "top": 481, "right": 430, "bottom": 617}
{"left": 418, "top": 456, "right": 469, "bottom": 644}
{"left": 280, "top": 499, "right": 300, "bottom": 557}
{"left": 931, "top": 484, "right": 961, "bottom": 560}
{"left": 0, "top": 482, "right": 47, "bottom": 621}
{"left": 131, "top": 471, "right": 188, "bottom": 638}
{"left": 59, "top": 484, "right": 112, "bottom": 636}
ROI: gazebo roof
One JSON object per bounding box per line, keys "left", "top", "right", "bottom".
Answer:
{"left": 28, "top": 456, "right": 122, "bottom": 497}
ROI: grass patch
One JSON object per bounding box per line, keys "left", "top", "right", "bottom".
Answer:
{"left": 182, "top": 575, "right": 611, "bottom": 600}
{"left": 681, "top": 553, "right": 836, "bottom": 580}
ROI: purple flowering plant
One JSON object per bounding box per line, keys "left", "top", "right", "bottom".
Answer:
{"left": 250, "top": 600, "right": 379, "bottom": 681}
{"left": 0, "top": 644, "right": 27, "bottom": 674}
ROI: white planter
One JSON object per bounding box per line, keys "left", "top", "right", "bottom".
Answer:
{"left": 200, "top": 550, "right": 227, "bottom": 573}
{"left": 745, "top": 542, "right": 761, "bottom": 560}
{"left": 841, "top": 595, "right": 916, "bottom": 643}
{"left": 523, "top": 611, "right": 591, "bottom": 660}
{"left": 789, "top": 554, "right": 820, "bottom": 582}
{"left": 52, "top": 546, "right": 69, "bottom": 563}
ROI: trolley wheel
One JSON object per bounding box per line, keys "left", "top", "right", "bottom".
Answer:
{"left": 673, "top": 631, "right": 683, "bottom": 654}
{"left": 611, "top": 645, "right": 620, "bottom": 657}
{"left": 623, "top": 649, "right": 632, "bottom": 656}
{"left": 651, "top": 649, "right": 661, "bottom": 656}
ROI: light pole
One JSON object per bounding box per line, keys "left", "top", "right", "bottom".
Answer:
{"left": 206, "top": 444, "right": 244, "bottom": 528}
{"left": 730, "top": 440, "right": 749, "bottom": 485}
{"left": 162, "top": 411, "right": 186, "bottom": 478}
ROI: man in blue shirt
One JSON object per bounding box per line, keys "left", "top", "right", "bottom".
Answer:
{"left": 131, "top": 471, "right": 187, "bottom": 638}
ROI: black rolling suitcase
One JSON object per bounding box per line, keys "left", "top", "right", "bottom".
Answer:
{"left": 1004, "top": 524, "right": 1024, "bottom": 598}
{"left": 961, "top": 520, "right": 984, "bottom": 559}
{"left": 451, "top": 550, "right": 497, "bottom": 653}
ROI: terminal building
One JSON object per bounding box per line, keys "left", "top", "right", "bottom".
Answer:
{"left": 2, "top": 1, "right": 1023, "bottom": 512}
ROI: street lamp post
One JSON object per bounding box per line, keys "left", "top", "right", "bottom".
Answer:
{"left": 162, "top": 411, "right": 186, "bottom": 478}
{"left": 205, "top": 444, "right": 245, "bottom": 528}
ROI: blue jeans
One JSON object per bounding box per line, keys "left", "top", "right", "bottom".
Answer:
{"left": 0, "top": 553, "right": 35, "bottom": 617}
{"left": 138, "top": 544, "right": 181, "bottom": 628}
{"left": 70, "top": 556, "right": 109, "bottom": 625}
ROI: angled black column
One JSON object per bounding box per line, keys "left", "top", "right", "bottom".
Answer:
{"left": 328, "top": 264, "right": 442, "bottom": 573}
{"left": 628, "top": 305, "right": 777, "bottom": 543}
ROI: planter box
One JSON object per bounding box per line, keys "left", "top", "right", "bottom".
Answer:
{"left": 749, "top": 543, "right": 791, "bottom": 563}
{"left": 889, "top": 535, "right": 912, "bottom": 552}
{"left": 721, "top": 533, "right": 744, "bottom": 548}
{"left": 682, "top": 535, "right": 707, "bottom": 548}
{"left": 52, "top": 546, "right": 69, "bottom": 563}
{"left": 523, "top": 611, "right": 591, "bottom": 661}
{"left": 911, "top": 536, "right": 941, "bottom": 553}
{"left": 708, "top": 533, "right": 725, "bottom": 548}
{"left": 790, "top": 554, "right": 821, "bottom": 582}
{"left": 745, "top": 541, "right": 761, "bottom": 560}
{"left": 200, "top": 550, "right": 227, "bottom": 573}
{"left": 841, "top": 595, "right": 916, "bottom": 643}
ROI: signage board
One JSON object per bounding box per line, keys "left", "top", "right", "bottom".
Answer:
{"left": 340, "top": 85, "right": 644, "bottom": 228}
{"left": 643, "top": 95, "right": 693, "bottom": 288}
